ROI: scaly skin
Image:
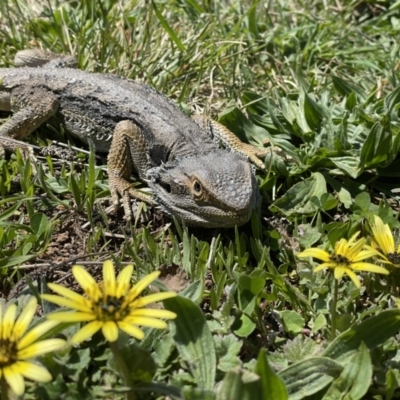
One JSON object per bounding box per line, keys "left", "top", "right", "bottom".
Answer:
{"left": 0, "top": 50, "right": 270, "bottom": 227}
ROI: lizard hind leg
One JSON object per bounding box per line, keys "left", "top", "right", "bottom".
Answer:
{"left": 107, "top": 120, "right": 155, "bottom": 220}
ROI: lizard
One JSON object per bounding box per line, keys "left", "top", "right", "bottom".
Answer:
{"left": 0, "top": 49, "right": 270, "bottom": 228}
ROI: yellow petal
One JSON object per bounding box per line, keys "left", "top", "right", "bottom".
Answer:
{"left": 18, "top": 339, "right": 66, "bottom": 359}
{"left": 296, "top": 248, "right": 331, "bottom": 262}
{"left": 72, "top": 265, "right": 102, "bottom": 301}
{"left": 372, "top": 216, "right": 395, "bottom": 254}
{"left": 101, "top": 321, "right": 119, "bottom": 342}
{"left": 125, "top": 271, "right": 160, "bottom": 303}
{"left": 45, "top": 284, "right": 91, "bottom": 307}
{"left": 17, "top": 320, "right": 61, "bottom": 350}
{"left": 126, "top": 316, "right": 167, "bottom": 329}
{"left": 41, "top": 294, "right": 92, "bottom": 313}
{"left": 117, "top": 321, "right": 145, "bottom": 340}
{"left": 2, "top": 304, "right": 17, "bottom": 340}
{"left": 351, "top": 263, "right": 389, "bottom": 275}
{"left": 3, "top": 365, "right": 25, "bottom": 396}
{"left": 130, "top": 292, "right": 177, "bottom": 308}
{"left": 116, "top": 265, "right": 134, "bottom": 297}
{"left": 354, "top": 248, "right": 386, "bottom": 262}
{"left": 335, "top": 238, "right": 348, "bottom": 256}
{"left": 313, "top": 262, "right": 337, "bottom": 272}
{"left": 71, "top": 320, "right": 103, "bottom": 344}
{"left": 345, "top": 269, "right": 361, "bottom": 288}
{"left": 11, "top": 298, "right": 37, "bottom": 341}
{"left": 334, "top": 266, "right": 346, "bottom": 280}
{"left": 130, "top": 309, "right": 177, "bottom": 319}
{"left": 14, "top": 361, "right": 52, "bottom": 382}
{"left": 46, "top": 311, "right": 96, "bottom": 322}
{"left": 347, "top": 231, "right": 361, "bottom": 246}
{"left": 346, "top": 238, "right": 365, "bottom": 260}
{"left": 103, "top": 260, "right": 116, "bottom": 297}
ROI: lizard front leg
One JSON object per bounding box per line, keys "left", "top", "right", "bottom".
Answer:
{"left": 0, "top": 86, "right": 59, "bottom": 161}
{"left": 191, "top": 115, "right": 270, "bottom": 170}
{"left": 107, "top": 120, "right": 155, "bottom": 220}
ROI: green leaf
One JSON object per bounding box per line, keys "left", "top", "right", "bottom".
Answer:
{"left": 270, "top": 172, "right": 327, "bottom": 216}
{"left": 329, "top": 156, "right": 361, "bottom": 178}
{"left": 234, "top": 313, "right": 256, "bottom": 337}
{"left": 108, "top": 341, "right": 157, "bottom": 383}
{"left": 0, "top": 255, "right": 36, "bottom": 268}
{"left": 214, "top": 334, "right": 242, "bottom": 372}
{"left": 322, "top": 342, "right": 372, "bottom": 400}
{"left": 280, "top": 310, "right": 305, "bottom": 335}
{"left": 151, "top": 0, "right": 185, "bottom": 52}
{"left": 323, "top": 309, "right": 400, "bottom": 362}
{"left": 332, "top": 76, "right": 366, "bottom": 99}
{"left": 30, "top": 213, "right": 50, "bottom": 236}
{"left": 164, "top": 296, "right": 216, "bottom": 390}
{"left": 303, "top": 91, "right": 327, "bottom": 131}
{"left": 385, "top": 84, "right": 400, "bottom": 115}
{"left": 216, "top": 368, "right": 260, "bottom": 400}
{"left": 255, "top": 349, "right": 288, "bottom": 400}
{"left": 283, "top": 336, "right": 322, "bottom": 364}
{"left": 278, "top": 357, "right": 343, "bottom": 400}
{"left": 359, "top": 122, "right": 391, "bottom": 169}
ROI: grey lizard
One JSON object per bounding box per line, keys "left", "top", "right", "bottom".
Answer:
{"left": 0, "top": 49, "right": 270, "bottom": 227}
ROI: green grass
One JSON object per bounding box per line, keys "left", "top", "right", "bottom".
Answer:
{"left": 1, "top": 0, "right": 400, "bottom": 399}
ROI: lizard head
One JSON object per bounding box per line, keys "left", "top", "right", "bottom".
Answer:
{"left": 147, "top": 150, "right": 259, "bottom": 228}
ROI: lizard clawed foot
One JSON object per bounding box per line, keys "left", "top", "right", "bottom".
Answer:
{"left": 108, "top": 173, "right": 155, "bottom": 221}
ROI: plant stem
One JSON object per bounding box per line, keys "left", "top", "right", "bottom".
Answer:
{"left": 109, "top": 341, "right": 136, "bottom": 400}
{"left": 331, "top": 278, "right": 338, "bottom": 340}
{"left": 0, "top": 376, "right": 8, "bottom": 400}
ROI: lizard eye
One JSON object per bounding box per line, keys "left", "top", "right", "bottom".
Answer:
{"left": 192, "top": 179, "right": 203, "bottom": 196}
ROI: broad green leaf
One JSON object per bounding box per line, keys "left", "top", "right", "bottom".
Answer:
{"left": 270, "top": 172, "right": 327, "bottom": 216}
{"left": 183, "top": 387, "right": 215, "bottom": 400}
{"left": 216, "top": 368, "right": 260, "bottom": 400}
{"left": 280, "top": 310, "right": 305, "bottom": 335}
{"left": 164, "top": 296, "right": 216, "bottom": 390}
{"left": 322, "top": 342, "right": 372, "bottom": 400}
{"left": 323, "top": 309, "right": 400, "bottom": 362}
{"left": 278, "top": 357, "right": 343, "bottom": 400}
{"left": 109, "top": 342, "right": 157, "bottom": 383}
{"left": 30, "top": 213, "right": 50, "bottom": 236}
{"left": 303, "top": 91, "right": 327, "bottom": 131}
{"left": 385, "top": 84, "right": 400, "bottom": 115}
{"left": 180, "top": 280, "right": 203, "bottom": 303}
{"left": 332, "top": 76, "right": 366, "bottom": 99}
{"left": 329, "top": 156, "right": 361, "bottom": 178}
{"left": 359, "top": 122, "right": 391, "bottom": 168}
{"left": 283, "top": 336, "right": 322, "bottom": 364}
{"left": 255, "top": 349, "right": 288, "bottom": 400}
{"left": 214, "top": 334, "right": 242, "bottom": 372}
{"left": 345, "top": 92, "right": 357, "bottom": 111}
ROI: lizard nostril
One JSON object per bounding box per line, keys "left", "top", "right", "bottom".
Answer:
{"left": 160, "top": 182, "right": 171, "bottom": 193}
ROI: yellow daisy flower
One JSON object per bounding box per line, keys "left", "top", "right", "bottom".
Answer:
{"left": 0, "top": 297, "right": 65, "bottom": 396}
{"left": 42, "top": 260, "right": 177, "bottom": 344}
{"left": 297, "top": 232, "right": 389, "bottom": 288}
{"left": 369, "top": 215, "right": 400, "bottom": 266}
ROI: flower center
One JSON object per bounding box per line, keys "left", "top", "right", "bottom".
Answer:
{"left": 388, "top": 252, "right": 400, "bottom": 265}
{"left": 330, "top": 254, "right": 350, "bottom": 265}
{"left": 0, "top": 339, "right": 17, "bottom": 367}
{"left": 93, "top": 296, "right": 130, "bottom": 321}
